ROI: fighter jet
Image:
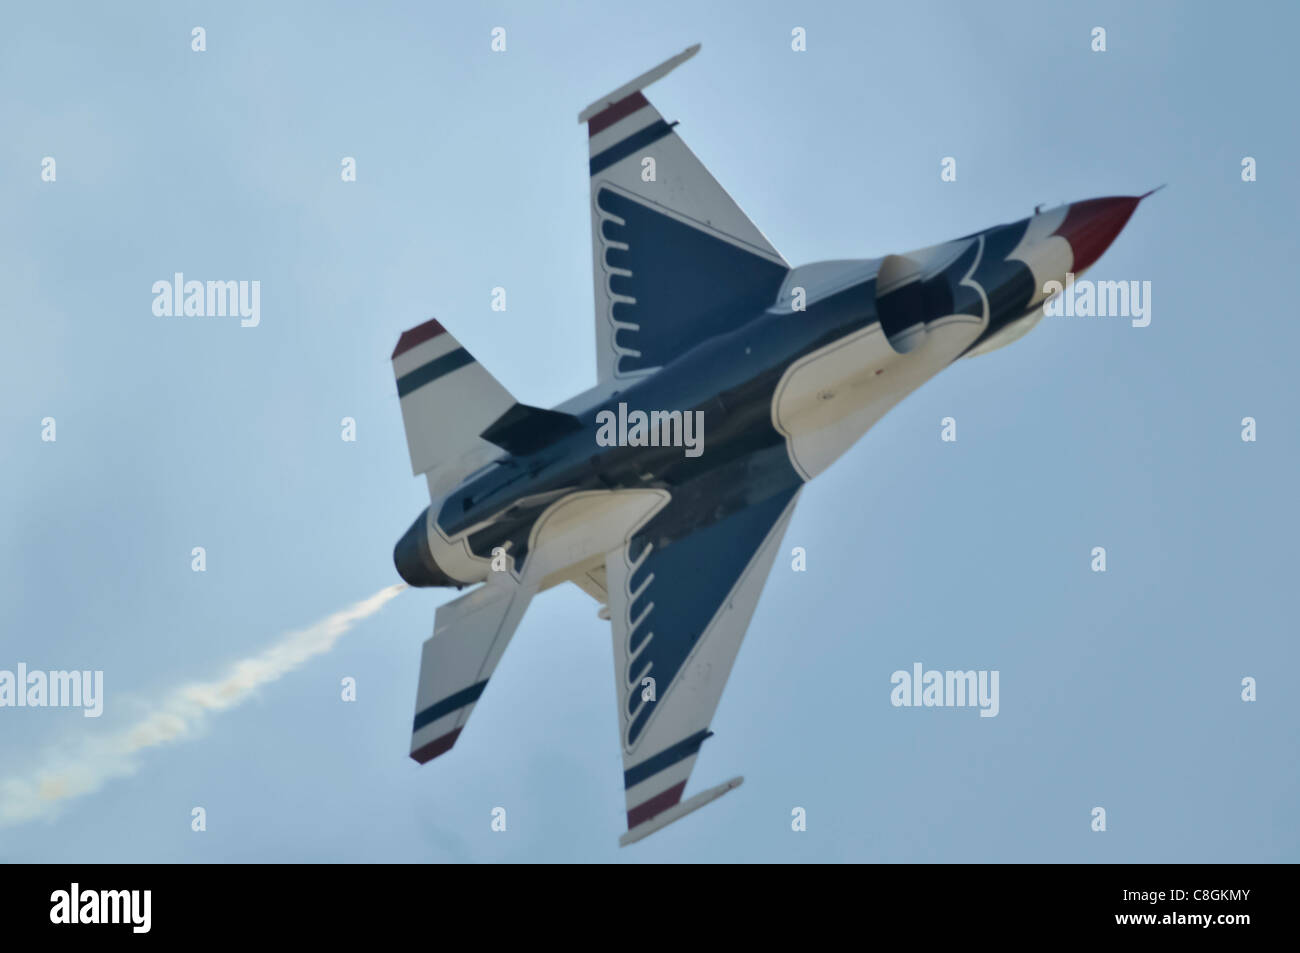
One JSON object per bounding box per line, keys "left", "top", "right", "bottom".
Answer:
{"left": 390, "top": 45, "right": 1150, "bottom": 845}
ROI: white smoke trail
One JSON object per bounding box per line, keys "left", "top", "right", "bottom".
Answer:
{"left": 0, "top": 583, "right": 407, "bottom": 827}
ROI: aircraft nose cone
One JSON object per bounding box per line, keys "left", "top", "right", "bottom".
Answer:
{"left": 1052, "top": 195, "right": 1142, "bottom": 274}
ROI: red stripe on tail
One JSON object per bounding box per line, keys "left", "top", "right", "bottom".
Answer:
{"left": 392, "top": 318, "right": 448, "bottom": 359}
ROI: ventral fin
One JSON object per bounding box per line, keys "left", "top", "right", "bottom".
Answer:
{"left": 480, "top": 403, "right": 582, "bottom": 456}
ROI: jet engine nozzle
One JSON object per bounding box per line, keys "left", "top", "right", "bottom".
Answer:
{"left": 394, "top": 508, "right": 462, "bottom": 588}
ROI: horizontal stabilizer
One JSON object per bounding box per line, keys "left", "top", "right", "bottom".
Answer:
{"left": 410, "top": 582, "right": 532, "bottom": 763}
{"left": 392, "top": 318, "right": 515, "bottom": 478}
{"left": 480, "top": 403, "right": 582, "bottom": 456}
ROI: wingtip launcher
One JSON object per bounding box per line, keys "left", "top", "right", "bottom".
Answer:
{"left": 578, "top": 43, "right": 701, "bottom": 124}
{"left": 618, "top": 775, "right": 744, "bottom": 847}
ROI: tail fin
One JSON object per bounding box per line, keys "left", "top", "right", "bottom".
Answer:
{"left": 392, "top": 318, "right": 515, "bottom": 483}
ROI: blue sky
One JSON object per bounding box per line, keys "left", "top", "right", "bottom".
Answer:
{"left": 2, "top": 0, "right": 1296, "bottom": 862}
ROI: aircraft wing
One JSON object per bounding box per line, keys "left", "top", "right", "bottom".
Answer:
{"left": 579, "top": 45, "right": 788, "bottom": 384}
{"left": 603, "top": 486, "right": 800, "bottom": 845}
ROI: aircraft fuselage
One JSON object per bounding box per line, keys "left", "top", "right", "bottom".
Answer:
{"left": 395, "top": 197, "right": 1143, "bottom": 592}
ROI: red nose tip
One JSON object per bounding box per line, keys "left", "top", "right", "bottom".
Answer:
{"left": 1052, "top": 195, "right": 1142, "bottom": 274}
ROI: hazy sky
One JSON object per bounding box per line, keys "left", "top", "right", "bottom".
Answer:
{"left": 2, "top": 0, "right": 1296, "bottom": 862}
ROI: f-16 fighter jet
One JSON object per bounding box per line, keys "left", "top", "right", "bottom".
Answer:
{"left": 391, "top": 45, "right": 1150, "bottom": 844}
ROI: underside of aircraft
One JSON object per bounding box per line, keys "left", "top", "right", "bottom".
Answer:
{"left": 389, "top": 44, "right": 1148, "bottom": 845}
